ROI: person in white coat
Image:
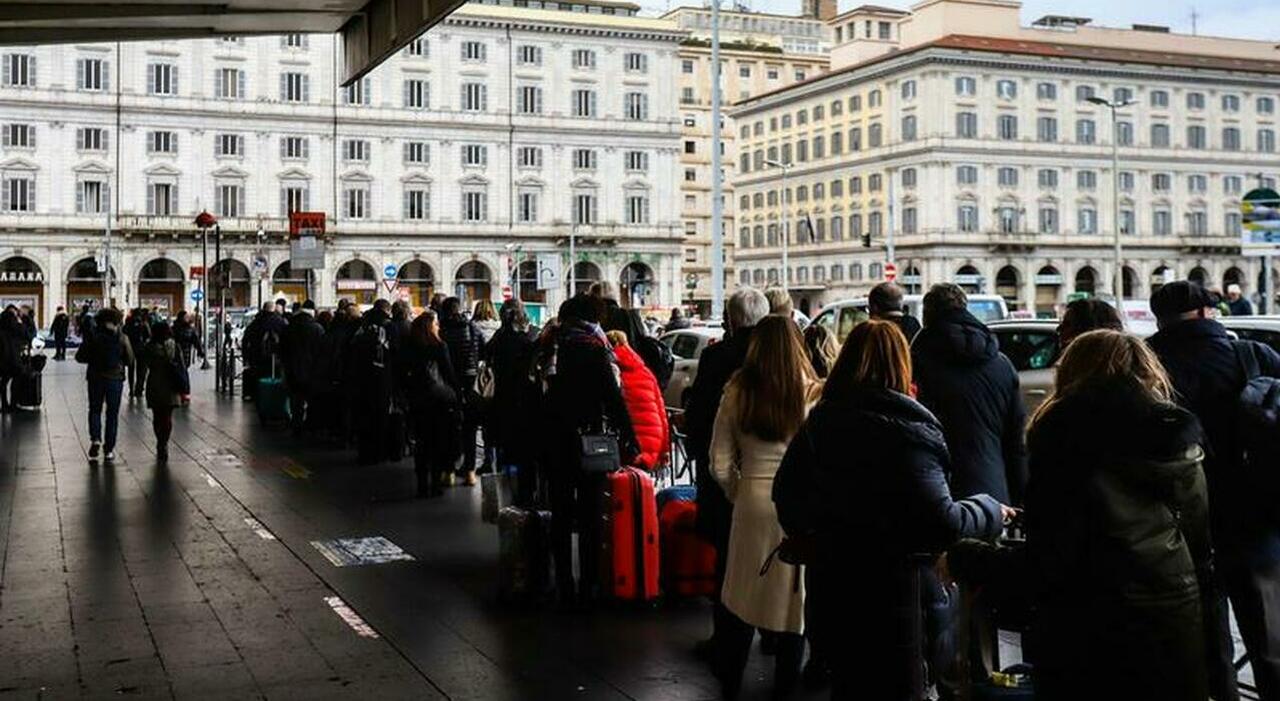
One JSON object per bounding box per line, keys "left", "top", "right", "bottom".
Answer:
{"left": 710, "top": 315, "right": 822, "bottom": 700}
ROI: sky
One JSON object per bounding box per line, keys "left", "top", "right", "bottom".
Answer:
{"left": 636, "top": 0, "right": 1280, "bottom": 41}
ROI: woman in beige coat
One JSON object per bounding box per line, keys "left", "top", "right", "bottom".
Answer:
{"left": 710, "top": 315, "right": 821, "bottom": 700}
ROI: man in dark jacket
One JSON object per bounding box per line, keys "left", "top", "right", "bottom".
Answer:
{"left": 0, "top": 307, "right": 24, "bottom": 412}
{"left": 683, "top": 287, "right": 769, "bottom": 653}
{"left": 241, "top": 302, "right": 288, "bottom": 401}
{"left": 666, "top": 307, "right": 692, "bottom": 330}
{"left": 912, "top": 283, "right": 1026, "bottom": 506}
{"left": 75, "top": 307, "right": 134, "bottom": 463}
{"left": 349, "top": 300, "right": 398, "bottom": 464}
{"left": 440, "top": 296, "right": 485, "bottom": 484}
{"left": 282, "top": 300, "right": 324, "bottom": 435}
{"left": 51, "top": 306, "right": 69, "bottom": 360}
{"left": 122, "top": 308, "right": 151, "bottom": 398}
{"left": 1149, "top": 280, "right": 1280, "bottom": 701}
{"left": 869, "top": 281, "right": 922, "bottom": 342}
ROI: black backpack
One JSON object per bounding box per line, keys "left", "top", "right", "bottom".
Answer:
{"left": 1235, "top": 342, "right": 1280, "bottom": 508}
{"left": 636, "top": 335, "right": 674, "bottom": 390}
{"left": 95, "top": 330, "right": 124, "bottom": 373}
{"left": 351, "top": 322, "right": 388, "bottom": 370}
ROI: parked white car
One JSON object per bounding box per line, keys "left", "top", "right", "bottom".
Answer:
{"left": 813, "top": 294, "right": 1009, "bottom": 342}
{"left": 658, "top": 327, "right": 724, "bottom": 409}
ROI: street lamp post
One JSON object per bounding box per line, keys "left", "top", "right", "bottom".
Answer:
{"left": 1087, "top": 95, "right": 1133, "bottom": 321}
{"left": 764, "top": 159, "right": 792, "bottom": 292}
{"left": 710, "top": 0, "right": 725, "bottom": 317}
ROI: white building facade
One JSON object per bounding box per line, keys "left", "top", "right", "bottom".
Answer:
{"left": 0, "top": 3, "right": 686, "bottom": 326}
{"left": 731, "top": 0, "right": 1280, "bottom": 317}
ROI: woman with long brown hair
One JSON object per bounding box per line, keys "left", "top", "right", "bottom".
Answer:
{"left": 773, "top": 320, "right": 1011, "bottom": 701}
{"left": 954, "top": 330, "right": 1217, "bottom": 701}
{"left": 709, "top": 315, "right": 821, "bottom": 699}
{"left": 400, "top": 310, "right": 462, "bottom": 497}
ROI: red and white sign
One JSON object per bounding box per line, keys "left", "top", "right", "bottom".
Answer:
{"left": 189, "top": 265, "right": 205, "bottom": 280}
{"left": 288, "top": 211, "right": 327, "bottom": 238}
{"left": 884, "top": 262, "right": 897, "bottom": 282}
{"left": 382, "top": 279, "right": 398, "bottom": 294}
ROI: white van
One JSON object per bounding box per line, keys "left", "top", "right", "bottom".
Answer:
{"left": 812, "top": 294, "right": 1009, "bottom": 342}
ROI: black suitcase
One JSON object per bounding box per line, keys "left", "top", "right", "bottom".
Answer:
{"left": 497, "top": 506, "right": 553, "bottom": 603}
{"left": 12, "top": 370, "right": 41, "bottom": 409}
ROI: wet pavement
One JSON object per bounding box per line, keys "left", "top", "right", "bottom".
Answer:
{"left": 0, "top": 365, "right": 767, "bottom": 700}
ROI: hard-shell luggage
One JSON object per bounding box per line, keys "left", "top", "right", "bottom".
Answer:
{"left": 659, "top": 497, "right": 718, "bottom": 598}
{"left": 256, "top": 376, "right": 290, "bottom": 426}
{"left": 656, "top": 484, "right": 696, "bottom": 512}
{"left": 497, "top": 506, "right": 552, "bottom": 603}
{"left": 599, "top": 467, "right": 659, "bottom": 602}
{"left": 12, "top": 369, "right": 41, "bottom": 409}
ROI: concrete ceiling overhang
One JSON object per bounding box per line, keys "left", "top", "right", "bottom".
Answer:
{"left": 0, "top": 0, "right": 468, "bottom": 85}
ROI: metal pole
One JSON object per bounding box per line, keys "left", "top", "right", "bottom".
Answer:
{"left": 1110, "top": 105, "right": 1124, "bottom": 317}
{"left": 710, "top": 0, "right": 724, "bottom": 316}
{"left": 214, "top": 223, "right": 222, "bottom": 393}
{"left": 886, "top": 168, "right": 896, "bottom": 268}
{"left": 568, "top": 226, "right": 577, "bottom": 298}
{"left": 201, "top": 227, "right": 208, "bottom": 356}
{"left": 780, "top": 164, "right": 789, "bottom": 293}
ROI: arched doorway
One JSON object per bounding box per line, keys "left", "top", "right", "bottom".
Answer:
{"left": 1188, "top": 266, "right": 1208, "bottom": 287}
{"left": 1074, "top": 266, "right": 1097, "bottom": 295}
{"left": 1122, "top": 266, "right": 1139, "bottom": 299}
{"left": 397, "top": 260, "right": 435, "bottom": 308}
{"left": 515, "top": 260, "right": 544, "bottom": 304}
{"left": 995, "top": 265, "right": 1020, "bottom": 311}
{"left": 1034, "top": 265, "right": 1061, "bottom": 318}
{"left": 273, "top": 262, "right": 309, "bottom": 305}
{"left": 454, "top": 261, "right": 492, "bottom": 305}
{"left": 210, "top": 259, "right": 252, "bottom": 310}
{"left": 955, "top": 264, "right": 982, "bottom": 294}
{"left": 0, "top": 256, "right": 45, "bottom": 326}
{"left": 137, "top": 258, "right": 184, "bottom": 318}
{"left": 335, "top": 259, "right": 377, "bottom": 306}
{"left": 1150, "top": 265, "right": 1172, "bottom": 297}
{"left": 567, "top": 261, "right": 602, "bottom": 298}
{"left": 67, "top": 257, "right": 114, "bottom": 314}
{"left": 619, "top": 261, "right": 656, "bottom": 309}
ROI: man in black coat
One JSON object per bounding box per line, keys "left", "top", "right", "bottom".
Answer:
{"left": 869, "top": 281, "right": 922, "bottom": 342}
{"left": 440, "top": 296, "right": 485, "bottom": 483}
{"left": 348, "top": 300, "right": 399, "bottom": 464}
{"left": 281, "top": 300, "right": 324, "bottom": 435}
{"left": 122, "top": 308, "right": 151, "bottom": 398}
{"left": 683, "top": 287, "right": 769, "bottom": 653}
{"left": 912, "top": 283, "right": 1026, "bottom": 506}
{"left": 241, "top": 302, "right": 288, "bottom": 401}
{"left": 51, "top": 306, "right": 69, "bottom": 360}
{"left": 1149, "top": 281, "right": 1280, "bottom": 701}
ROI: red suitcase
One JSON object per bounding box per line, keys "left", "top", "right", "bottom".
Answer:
{"left": 659, "top": 499, "right": 718, "bottom": 598}
{"left": 600, "top": 467, "right": 660, "bottom": 602}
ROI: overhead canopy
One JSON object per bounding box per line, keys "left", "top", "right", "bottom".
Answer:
{"left": 0, "top": 0, "right": 468, "bottom": 85}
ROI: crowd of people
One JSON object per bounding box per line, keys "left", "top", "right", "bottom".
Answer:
{"left": 10, "top": 269, "right": 1280, "bottom": 701}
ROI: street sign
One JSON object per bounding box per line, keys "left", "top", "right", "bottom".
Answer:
{"left": 190, "top": 289, "right": 205, "bottom": 303}
{"left": 288, "top": 211, "right": 326, "bottom": 237}
{"left": 289, "top": 211, "right": 327, "bottom": 271}
{"left": 383, "top": 263, "right": 397, "bottom": 279}
{"left": 190, "top": 265, "right": 205, "bottom": 280}
{"left": 382, "top": 279, "right": 398, "bottom": 294}
{"left": 537, "top": 254, "right": 561, "bottom": 291}
{"left": 251, "top": 252, "right": 268, "bottom": 279}
{"left": 1242, "top": 188, "right": 1280, "bottom": 250}
{"left": 884, "top": 262, "right": 898, "bottom": 282}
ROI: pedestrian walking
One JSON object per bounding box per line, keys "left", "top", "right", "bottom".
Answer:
{"left": 472, "top": 299, "right": 500, "bottom": 342}
{"left": 281, "top": 300, "right": 324, "bottom": 435}
{"left": 542, "top": 294, "right": 637, "bottom": 605}
{"left": 401, "top": 310, "right": 461, "bottom": 498}
{"left": 50, "top": 306, "right": 69, "bottom": 360}
{"left": 123, "top": 308, "right": 151, "bottom": 399}
{"left": 952, "top": 329, "right": 1216, "bottom": 701}
{"left": 912, "top": 283, "right": 1026, "bottom": 505}
{"left": 0, "top": 307, "right": 23, "bottom": 412}
{"left": 75, "top": 308, "right": 134, "bottom": 463}
{"left": 773, "top": 319, "right": 1012, "bottom": 701}
{"left": 481, "top": 299, "right": 540, "bottom": 498}
{"left": 666, "top": 306, "right": 692, "bottom": 331}
{"left": 683, "top": 288, "right": 769, "bottom": 657}
{"left": 868, "top": 281, "right": 922, "bottom": 343}
{"left": 1227, "top": 283, "right": 1254, "bottom": 316}
{"left": 143, "top": 321, "right": 184, "bottom": 462}
{"left": 802, "top": 323, "right": 839, "bottom": 378}
{"left": 75, "top": 303, "right": 95, "bottom": 342}
{"left": 606, "top": 330, "right": 669, "bottom": 472}
{"left": 172, "top": 310, "right": 205, "bottom": 368}
{"left": 709, "top": 316, "right": 820, "bottom": 699}
{"left": 440, "top": 296, "right": 485, "bottom": 485}
{"left": 1149, "top": 280, "right": 1280, "bottom": 701}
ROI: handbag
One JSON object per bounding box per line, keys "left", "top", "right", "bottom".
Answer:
{"left": 478, "top": 363, "right": 496, "bottom": 401}
{"left": 169, "top": 345, "right": 191, "bottom": 395}
{"left": 579, "top": 432, "right": 621, "bottom": 473}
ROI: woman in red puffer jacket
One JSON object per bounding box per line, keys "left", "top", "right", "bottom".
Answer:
{"left": 607, "top": 330, "right": 670, "bottom": 471}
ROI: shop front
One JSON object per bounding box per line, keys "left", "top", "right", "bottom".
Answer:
{"left": 137, "top": 258, "right": 185, "bottom": 319}
{"left": 272, "top": 261, "right": 309, "bottom": 304}
{"left": 0, "top": 256, "right": 45, "bottom": 326}
{"left": 66, "top": 257, "right": 113, "bottom": 315}
{"left": 396, "top": 260, "right": 435, "bottom": 309}
{"left": 335, "top": 259, "right": 376, "bottom": 306}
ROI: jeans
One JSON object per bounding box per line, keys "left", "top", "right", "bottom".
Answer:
{"left": 54, "top": 335, "right": 66, "bottom": 360}
{"left": 88, "top": 377, "right": 124, "bottom": 452}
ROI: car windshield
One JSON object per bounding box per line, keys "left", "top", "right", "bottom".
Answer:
{"left": 968, "top": 300, "right": 1006, "bottom": 323}
{"left": 994, "top": 330, "right": 1059, "bottom": 371}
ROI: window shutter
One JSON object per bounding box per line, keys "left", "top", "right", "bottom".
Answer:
{"left": 301, "top": 138, "right": 309, "bottom": 159}
{"left": 481, "top": 85, "right": 487, "bottom": 111}
{"left": 146, "top": 183, "right": 155, "bottom": 214}
{"left": 238, "top": 185, "right": 245, "bottom": 217}
{"left": 102, "top": 61, "right": 110, "bottom": 91}
{"left": 147, "top": 64, "right": 156, "bottom": 94}
{"left": 26, "top": 179, "right": 34, "bottom": 212}
{"left": 302, "top": 76, "right": 309, "bottom": 102}
{"left": 214, "top": 67, "right": 223, "bottom": 97}
{"left": 1, "top": 179, "right": 10, "bottom": 211}
{"left": 279, "top": 74, "right": 286, "bottom": 101}
{"left": 76, "top": 59, "right": 85, "bottom": 90}
{"left": 280, "top": 187, "right": 288, "bottom": 215}
{"left": 102, "top": 182, "right": 110, "bottom": 213}
{"left": 236, "top": 69, "right": 245, "bottom": 99}
{"left": 28, "top": 56, "right": 35, "bottom": 87}
{"left": 2, "top": 56, "right": 10, "bottom": 86}
{"left": 170, "top": 66, "right": 177, "bottom": 95}
{"left": 215, "top": 185, "right": 223, "bottom": 216}
{"left": 102, "top": 130, "right": 109, "bottom": 151}
{"left": 2, "top": 126, "right": 8, "bottom": 147}
{"left": 236, "top": 135, "right": 243, "bottom": 155}
{"left": 75, "top": 181, "right": 84, "bottom": 213}
{"left": 27, "top": 126, "right": 34, "bottom": 149}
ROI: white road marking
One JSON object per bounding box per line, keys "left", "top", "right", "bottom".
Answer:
{"left": 324, "top": 596, "right": 379, "bottom": 638}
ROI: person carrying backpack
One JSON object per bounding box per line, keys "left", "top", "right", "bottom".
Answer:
{"left": 76, "top": 307, "right": 134, "bottom": 463}
{"left": 143, "top": 321, "right": 185, "bottom": 462}
{"left": 123, "top": 308, "right": 151, "bottom": 399}
{"left": 439, "top": 296, "right": 485, "bottom": 485}
{"left": 348, "top": 300, "right": 397, "bottom": 464}
{"left": 400, "top": 310, "right": 462, "bottom": 497}
{"left": 1149, "top": 281, "right": 1280, "bottom": 701}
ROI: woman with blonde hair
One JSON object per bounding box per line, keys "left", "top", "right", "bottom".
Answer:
{"left": 709, "top": 315, "right": 821, "bottom": 699}
{"left": 773, "top": 319, "right": 1011, "bottom": 701}
{"left": 472, "top": 298, "right": 500, "bottom": 341}
{"left": 952, "top": 329, "right": 1217, "bottom": 701}
{"left": 802, "top": 322, "right": 839, "bottom": 378}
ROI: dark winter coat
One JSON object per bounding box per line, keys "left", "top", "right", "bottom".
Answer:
{"left": 122, "top": 315, "right": 150, "bottom": 360}
{"left": 400, "top": 338, "right": 461, "bottom": 459}
{"left": 51, "top": 313, "right": 69, "bottom": 339}
{"left": 0, "top": 311, "right": 23, "bottom": 377}
{"left": 440, "top": 314, "right": 484, "bottom": 382}
{"left": 75, "top": 325, "right": 134, "bottom": 382}
{"left": 242, "top": 311, "right": 287, "bottom": 371}
{"left": 482, "top": 325, "right": 540, "bottom": 462}
{"left": 952, "top": 386, "right": 1215, "bottom": 701}
{"left": 543, "top": 320, "right": 636, "bottom": 469}
{"left": 773, "top": 387, "right": 1004, "bottom": 701}
{"left": 347, "top": 308, "right": 396, "bottom": 414}
{"left": 616, "top": 343, "right": 669, "bottom": 470}
{"left": 1149, "top": 318, "right": 1280, "bottom": 563}
{"left": 912, "top": 308, "right": 1027, "bottom": 505}
{"left": 316, "top": 314, "right": 357, "bottom": 396}
{"left": 1228, "top": 297, "right": 1254, "bottom": 316}
{"left": 282, "top": 311, "right": 324, "bottom": 396}
{"left": 143, "top": 339, "right": 183, "bottom": 409}
{"left": 684, "top": 327, "right": 752, "bottom": 545}
{"left": 877, "top": 312, "right": 921, "bottom": 343}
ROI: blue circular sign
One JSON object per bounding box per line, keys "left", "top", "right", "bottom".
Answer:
{"left": 190, "top": 289, "right": 205, "bottom": 302}
{"left": 383, "top": 264, "right": 397, "bottom": 279}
